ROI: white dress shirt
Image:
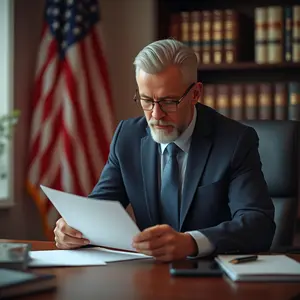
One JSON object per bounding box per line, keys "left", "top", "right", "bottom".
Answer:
{"left": 159, "top": 107, "right": 214, "bottom": 257}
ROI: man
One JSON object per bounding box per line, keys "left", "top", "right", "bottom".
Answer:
{"left": 54, "top": 39, "right": 275, "bottom": 261}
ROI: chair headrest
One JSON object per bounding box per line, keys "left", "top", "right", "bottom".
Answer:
{"left": 242, "top": 121, "right": 299, "bottom": 197}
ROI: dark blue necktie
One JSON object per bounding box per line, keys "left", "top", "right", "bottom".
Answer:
{"left": 160, "top": 143, "right": 180, "bottom": 230}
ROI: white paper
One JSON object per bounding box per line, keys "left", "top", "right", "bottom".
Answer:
{"left": 29, "top": 249, "right": 107, "bottom": 267}
{"left": 29, "top": 247, "right": 151, "bottom": 267}
{"left": 40, "top": 185, "right": 141, "bottom": 251}
{"left": 92, "top": 247, "right": 151, "bottom": 262}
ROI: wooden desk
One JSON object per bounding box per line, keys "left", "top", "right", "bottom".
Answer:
{"left": 3, "top": 240, "right": 300, "bottom": 300}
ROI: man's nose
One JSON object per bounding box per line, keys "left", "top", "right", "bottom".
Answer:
{"left": 151, "top": 102, "right": 166, "bottom": 120}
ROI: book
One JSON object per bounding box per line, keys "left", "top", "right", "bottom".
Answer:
{"left": 212, "top": 10, "right": 224, "bottom": 64}
{"left": 201, "top": 10, "right": 212, "bottom": 64}
{"left": 215, "top": 255, "right": 300, "bottom": 282}
{"left": 274, "top": 82, "right": 288, "bottom": 120}
{"left": 288, "top": 81, "right": 300, "bottom": 120}
{"left": 267, "top": 6, "right": 284, "bottom": 63}
{"left": 292, "top": 5, "right": 300, "bottom": 62}
{"left": 258, "top": 83, "right": 273, "bottom": 120}
{"left": 255, "top": 7, "right": 268, "bottom": 64}
{"left": 231, "top": 84, "right": 244, "bottom": 120}
{"left": 284, "top": 6, "right": 293, "bottom": 62}
{"left": 203, "top": 84, "right": 216, "bottom": 109}
{"left": 224, "top": 9, "right": 239, "bottom": 63}
{"left": 0, "top": 243, "right": 31, "bottom": 271}
{"left": 0, "top": 268, "right": 56, "bottom": 299}
{"left": 180, "top": 11, "right": 190, "bottom": 48}
{"left": 216, "top": 84, "right": 230, "bottom": 117}
{"left": 244, "top": 84, "right": 258, "bottom": 120}
{"left": 190, "top": 11, "right": 202, "bottom": 64}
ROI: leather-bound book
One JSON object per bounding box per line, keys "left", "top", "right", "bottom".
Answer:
{"left": 292, "top": 5, "right": 300, "bottom": 62}
{"left": 255, "top": 7, "right": 268, "bottom": 64}
{"left": 203, "top": 84, "right": 216, "bottom": 109}
{"left": 274, "top": 83, "right": 288, "bottom": 120}
{"left": 258, "top": 83, "right": 273, "bottom": 120}
{"left": 231, "top": 84, "right": 244, "bottom": 120}
{"left": 180, "top": 11, "right": 190, "bottom": 47}
{"left": 244, "top": 84, "right": 259, "bottom": 120}
{"left": 216, "top": 84, "right": 231, "bottom": 117}
{"left": 224, "top": 9, "right": 239, "bottom": 63}
{"left": 267, "top": 6, "right": 284, "bottom": 63}
{"left": 202, "top": 10, "right": 212, "bottom": 64}
{"left": 288, "top": 81, "right": 300, "bottom": 120}
{"left": 284, "top": 7, "right": 293, "bottom": 62}
{"left": 190, "top": 11, "right": 202, "bottom": 64}
{"left": 212, "top": 10, "right": 224, "bottom": 64}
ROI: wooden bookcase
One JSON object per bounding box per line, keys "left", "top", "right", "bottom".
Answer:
{"left": 157, "top": 0, "right": 300, "bottom": 84}
{"left": 157, "top": 0, "right": 300, "bottom": 224}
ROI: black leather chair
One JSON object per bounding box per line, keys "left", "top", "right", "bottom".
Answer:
{"left": 242, "top": 120, "right": 300, "bottom": 250}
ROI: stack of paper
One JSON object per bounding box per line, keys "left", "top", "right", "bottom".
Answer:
{"left": 29, "top": 247, "right": 151, "bottom": 267}
{"left": 215, "top": 255, "right": 300, "bottom": 282}
{"left": 33, "top": 186, "right": 152, "bottom": 268}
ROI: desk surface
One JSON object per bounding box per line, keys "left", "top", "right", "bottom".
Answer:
{"left": 2, "top": 240, "right": 300, "bottom": 300}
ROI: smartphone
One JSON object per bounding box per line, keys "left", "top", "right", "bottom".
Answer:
{"left": 169, "top": 259, "right": 223, "bottom": 277}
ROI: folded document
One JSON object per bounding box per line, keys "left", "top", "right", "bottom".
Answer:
{"left": 215, "top": 255, "right": 300, "bottom": 282}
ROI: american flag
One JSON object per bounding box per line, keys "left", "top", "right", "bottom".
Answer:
{"left": 27, "top": 0, "right": 115, "bottom": 239}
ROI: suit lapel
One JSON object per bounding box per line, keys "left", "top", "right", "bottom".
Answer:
{"left": 180, "top": 105, "right": 213, "bottom": 230}
{"left": 141, "top": 130, "right": 160, "bottom": 225}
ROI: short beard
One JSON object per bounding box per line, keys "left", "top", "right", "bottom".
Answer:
{"left": 148, "top": 119, "right": 180, "bottom": 144}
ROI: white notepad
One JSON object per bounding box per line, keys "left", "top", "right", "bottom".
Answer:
{"left": 215, "top": 255, "right": 300, "bottom": 282}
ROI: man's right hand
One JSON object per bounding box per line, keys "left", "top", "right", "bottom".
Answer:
{"left": 54, "top": 218, "right": 90, "bottom": 249}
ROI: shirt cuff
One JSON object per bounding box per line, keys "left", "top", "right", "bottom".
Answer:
{"left": 186, "top": 230, "right": 215, "bottom": 258}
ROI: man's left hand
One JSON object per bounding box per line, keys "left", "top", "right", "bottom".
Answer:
{"left": 132, "top": 224, "right": 197, "bottom": 262}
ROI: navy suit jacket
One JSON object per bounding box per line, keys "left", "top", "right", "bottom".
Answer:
{"left": 89, "top": 103, "right": 276, "bottom": 254}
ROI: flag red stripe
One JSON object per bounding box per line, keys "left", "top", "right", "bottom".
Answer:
{"left": 62, "top": 122, "right": 82, "bottom": 195}
{"left": 28, "top": 134, "right": 41, "bottom": 172}
{"left": 39, "top": 107, "right": 63, "bottom": 181}
{"left": 63, "top": 60, "right": 95, "bottom": 192}
{"left": 33, "top": 40, "right": 58, "bottom": 108}
{"left": 28, "top": 49, "right": 60, "bottom": 168}
{"left": 79, "top": 41, "right": 109, "bottom": 166}
{"left": 41, "top": 61, "right": 61, "bottom": 122}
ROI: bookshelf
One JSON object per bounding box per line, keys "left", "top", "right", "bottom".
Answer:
{"left": 197, "top": 62, "right": 300, "bottom": 71}
{"left": 156, "top": 0, "right": 300, "bottom": 121}
{"left": 157, "top": 0, "right": 300, "bottom": 221}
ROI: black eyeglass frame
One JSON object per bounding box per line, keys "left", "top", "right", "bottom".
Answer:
{"left": 133, "top": 82, "right": 196, "bottom": 113}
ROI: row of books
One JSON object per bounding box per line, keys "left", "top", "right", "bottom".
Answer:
{"left": 169, "top": 10, "right": 242, "bottom": 64}
{"left": 201, "top": 81, "right": 300, "bottom": 121}
{"left": 168, "top": 5, "right": 300, "bottom": 64}
{"left": 255, "top": 6, "right": 300, "bottom": 64}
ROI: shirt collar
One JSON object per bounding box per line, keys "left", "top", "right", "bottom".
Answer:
{"left": 160, "top": 106, "right": 197, "bottom": 154}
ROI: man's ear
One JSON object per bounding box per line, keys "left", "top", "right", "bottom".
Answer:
{"left": 192, "top": 82, "right": 203, "bottom": 104}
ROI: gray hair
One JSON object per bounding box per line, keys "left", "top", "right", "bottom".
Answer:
{"left": 133, "top": 39, "right": 198, "bottom": 84}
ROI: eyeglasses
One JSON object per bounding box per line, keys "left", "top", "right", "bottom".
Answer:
{"left": 133, "top": 82, "right": 196, "bottom": 113}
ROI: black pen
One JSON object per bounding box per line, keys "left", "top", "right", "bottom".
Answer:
{"left": 229, "top": 255, "right": 258, "bottom": 264}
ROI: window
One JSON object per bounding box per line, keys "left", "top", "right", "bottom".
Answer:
{"left": 0, "top": 0, "right": 14, "bottom": 207}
